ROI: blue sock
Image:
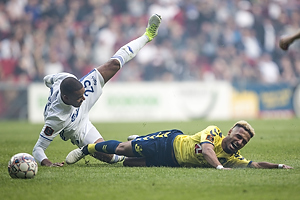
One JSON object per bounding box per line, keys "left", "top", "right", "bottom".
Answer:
{"left": 95, "top": 140, "right": 121, "bottom": 154}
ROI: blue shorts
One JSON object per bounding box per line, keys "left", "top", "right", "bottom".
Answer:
{"left": 131, "top": 129, "right": 183, "bottom": 167}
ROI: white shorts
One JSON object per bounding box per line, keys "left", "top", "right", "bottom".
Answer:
{"left": 78, "top": 121, "right": 103, "bottom": 147}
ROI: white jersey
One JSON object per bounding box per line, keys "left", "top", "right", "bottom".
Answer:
{"left": 32, "top": 69, "right": 105, "bottom": 164}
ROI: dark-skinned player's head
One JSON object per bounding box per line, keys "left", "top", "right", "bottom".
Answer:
{"left": 60, "top": 77, "right": 85, "bottom": 107}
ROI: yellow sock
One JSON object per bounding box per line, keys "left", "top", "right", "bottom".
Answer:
{"left": 88, "top": 144, "right": 96, "bottom": 154}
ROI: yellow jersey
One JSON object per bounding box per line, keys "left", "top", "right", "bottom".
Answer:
{"left": 173, "top": 125, "right": 252, "bottom": 168}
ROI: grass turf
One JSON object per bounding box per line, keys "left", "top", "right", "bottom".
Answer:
{"left": 0, "top": 119, "right": 299, "bottom": 200}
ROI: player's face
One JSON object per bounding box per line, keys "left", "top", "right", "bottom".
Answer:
{"left": 223, "top": 127, "right": 251, "bottom": 154}
{"left": 67, "top": 87, "right": 86, "bottom": 107}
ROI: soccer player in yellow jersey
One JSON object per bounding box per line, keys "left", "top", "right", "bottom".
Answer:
{"left": 66, "top": 120, "right": 293, "bottom": 169}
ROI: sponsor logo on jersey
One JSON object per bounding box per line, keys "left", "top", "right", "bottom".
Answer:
{"left": 44, "top": 126, "right": 54, "bottom": 136}
{"left": 102, "top": 145, "right": 108, "bottom": 153}
{"left": 59, "top": 130, "right": 67, "bottom": 141}
{"left": 206, "top": 135, "right": 214, "bottom": 143}
{"left": 92, "top": 76, "right": 97, "bottom": 86}
{"left": 71, "top": 108, "right": 79, "bottom": 122}
{"left": 135, "top": 144, "right": 144, "bottom": 156}
{"left": 218, "top": 157, "right": 227, "bottom": 164}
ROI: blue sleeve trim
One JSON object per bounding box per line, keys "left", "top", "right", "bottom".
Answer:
{"left": 40, "top": 134, "right": 53, "bottom": 142}
{"left": 247, "top": 161, "right": 253, "bottom": 167}
{"left": 200, "top": 141, "right": 215, "bottom": 146}
{"left": 79, "top": 68, "right": 96, "bottom": 82}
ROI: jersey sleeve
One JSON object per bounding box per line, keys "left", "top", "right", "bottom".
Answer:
{"left": 79, "top": 69, "right": 105, "bottom": 111}
{"left": 32, "top": 122, "right": 64, "bottom": 164}
{"left": 199, "top": 126, "right": 222, "bottom": 146}
{"left": 32, "top": 134, "right": 51, "bottom": 164}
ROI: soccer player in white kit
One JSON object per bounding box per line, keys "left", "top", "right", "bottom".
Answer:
{"left": 32, "top": 14, "right": 162, "bottom": 167}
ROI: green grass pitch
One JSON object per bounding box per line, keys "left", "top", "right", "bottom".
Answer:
{"left": 0, "top": 119, "right": 299, "bottom": 200}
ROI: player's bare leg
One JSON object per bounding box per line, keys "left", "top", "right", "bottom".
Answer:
{"left": 65, "top": 138, "right": 125, "bottom": 164}
{"left": 66, "top": 140, "right": 136, "bottom": 164}
{"left": 91, "top": 138, "right": 125, "bottom": 164}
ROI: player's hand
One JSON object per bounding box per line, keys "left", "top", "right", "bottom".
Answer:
{"left": 282, "top": 164, "right": 293, "bottom": 169}
{"left": 50, "top": 161, "right": 65, "bottom": 167}
{"left": 279, "top": 37, "right": 293, "bottom": 51}
{"left": 216, "top": 165, "right": 232, "bottom": 170}
{"left": 42, "top": 159, "right": 64, "bottom": 167}
{"left": 221, "top": 167, "right": 232, "bottom": 170}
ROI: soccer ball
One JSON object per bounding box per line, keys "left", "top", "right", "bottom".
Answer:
{"left": 8, "top": 153, "right": 38, "bottom": 179}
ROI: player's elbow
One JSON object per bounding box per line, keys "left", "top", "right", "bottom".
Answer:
{"left": 201, "top": 147, "right": 214, "bottom": 157}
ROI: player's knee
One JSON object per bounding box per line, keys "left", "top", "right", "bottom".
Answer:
{"left": 115, "top": 143, "right": 126, "bottom": 155}
{"left": 115, "top": 141, "right": 131, "bottom": 155}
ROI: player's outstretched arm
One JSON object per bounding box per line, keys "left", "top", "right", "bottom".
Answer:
{"left": 33, "top": 137, "right": 64, "bottom": 167}
{"left": 279, "top": 30, "right": 300, "bottom": 50}
{"left": 33, "top": 147, "right": 65, "bottom": 167}
{"left": 201, "top": 143, "right": 231, "bottom": 170}
{"left": 250, "top": 161, "right": 293, "bottom": 169}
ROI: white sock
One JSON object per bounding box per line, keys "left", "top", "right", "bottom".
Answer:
{"left": 111, "top": 35, "right": 149, "bottom": 68}
{"left": 109, "top": 154, "right": 124, "bottom": 163}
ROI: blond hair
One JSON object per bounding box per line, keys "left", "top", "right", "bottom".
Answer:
{"left": 232, "top": 120, "right": 255, "bottom": 138}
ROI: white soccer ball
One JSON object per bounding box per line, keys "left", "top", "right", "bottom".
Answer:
{"left": 8, "top": 153, "right": 38, "bottom": 179}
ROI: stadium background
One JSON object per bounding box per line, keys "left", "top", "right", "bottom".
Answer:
{"left": 0, "top": 0, "right": 300, "bottom": 121}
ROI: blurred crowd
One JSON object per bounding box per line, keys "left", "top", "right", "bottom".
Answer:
{"left": 0, "top": 0, "right": 300, "bottom": 85}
